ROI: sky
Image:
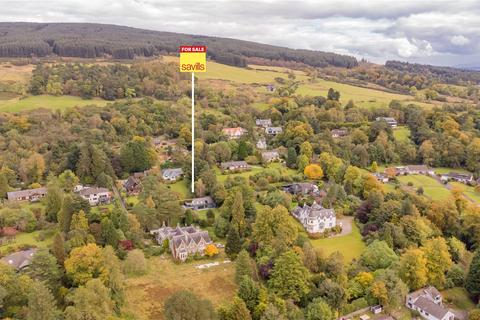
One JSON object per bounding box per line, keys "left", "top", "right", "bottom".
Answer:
{"left": 1, "top": 0, "right": 480, "bottom": 67}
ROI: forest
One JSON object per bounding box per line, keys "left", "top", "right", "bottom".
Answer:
{"left": 0, "top": 22, "right": 358, "bottom": 68}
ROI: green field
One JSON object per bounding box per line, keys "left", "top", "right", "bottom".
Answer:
{"left": 393, "top": 126, "right": 411, "bottom": 142}
{"left": 442, "top": 287, "right": 476, "bottom": 311}
{"left": 0, "top": 95, "right": 109, "bottom": 112}
{"left": 433, "top": 167, "right": 471, "bottom": 174}
{"left": 0, "top": 230, "right": 54, "bottom": 255}
{"left": 450, "top": 182, "right": 480, "bottom": 203}
{"left": 167, "top": 180, "right": 191, "bottom": 199}
{"left": 310, "top": 222, "right": 366, "bottom": 262}
{"left": 397, "top": 175, "right": 451, "bottom": 200}
{"left": 297, "top": 80, "right": 435, "bottom": 109}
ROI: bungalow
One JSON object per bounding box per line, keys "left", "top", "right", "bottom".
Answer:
{"left": 283, "top": 183, "right": 319, "bottom": 196}
{"left": 265, "top": 126, "right": 283, "bottom": 135}
{"left": 331, "top": 128, "right": 348, "bottom": 138}
{"left": 7, "top": 187, "right": 47, "bottom": 202}
{"left": 220, "top": 161, "right": 250, "bottom": 172}
{"left": 440, "top": 172, "right": 474, "bottom": 185}
{"left": 162, "top": 168, "right": 184, "bottom": 181}
{"left": 150, "top": 224, "right": 213, "bottom": 262}
{"left": 376, "top": 117, "right": 398, "bottom": 128}
{"left": 78, "top": 187, "right": 111, "bottom": 206}
{"left": 184, "top": 196, "right": 216, "bottom": 210}
{"left": 374, "top": 172, "right": 390, "bottom": 183}
{"left": 256, "top": 138, "right": 267, "bottom": 150}
{"left": 406, "top": 165, "right": 434, "bottom": 175}
{"left": 1, "top": 248, "right": 37, "bottom": 270}
{"left": 222, "top": 127, "right": 247, "bottom": 140}
{"left": 261, "top": 150, "right": 280, "bottom": 163}
{"left": 256, "top": 119, "right": 272, "bottom": 128}
{"left": 406, "top": 286, "right": 454, "bottom": 320}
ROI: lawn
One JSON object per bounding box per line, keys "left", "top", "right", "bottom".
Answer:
{"left": 216, "top": 163, "right": 297, "bottom": 183}
{"left": 393, "top": 126, "right": 411, "bottom": 142}
{"left": 122, "top": 255, "right": 236, "bottom": 320}
{"left": 442, "top": 287, "right": 476, "bottom": 311}
{"left": 0, "top": 95, "right": 109, "bottom": 112}
{"left": 433, "top": 167, "right": 472, "bottom": 175}
{"left": 167, "top": 180, "right": 191, "bottom": 199}
{"left": 297, "top": 80, "right": 435, "bottom": 109}
{"left": 397, "top": 175, "right": 451, "bottom": 200}
{"left": 310, "top": 222, "right": 366, "bottom": 262}
{"left": 0, "top": 230, "right": 54, "bottom": 255}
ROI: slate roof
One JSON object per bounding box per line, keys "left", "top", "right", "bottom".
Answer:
{"left": 261, "top": 151, "right": 280, "bottom": 161}
{"left": 1, "top": 248, "right": 37, "bottom": 270}
{"left": 7, "top": 187, "right": 47, "bottom": 200}
{"left": 162, "top": 168, "right": 183, "bottom": 179}
{"left": 414, "top": 297, "right": 450, "bottom": 319}
{"left": 220, "top": 161, "right": 249, "bottom": 170}
{"left": 292, "top": 202, "right": 336, "bottom": 220}
{"left": 78, "top": 187, "right": 110, "bottom": 196}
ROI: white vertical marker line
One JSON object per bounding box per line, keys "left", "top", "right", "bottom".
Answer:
{"left": 191, "top": 72, "right": 195, "bottom": 194}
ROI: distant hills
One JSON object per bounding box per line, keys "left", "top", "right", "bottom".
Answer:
{"left": 0, "top": 22, "right": 358, "bottom": 68}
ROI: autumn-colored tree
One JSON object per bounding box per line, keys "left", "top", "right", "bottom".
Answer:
{"left": 370, "top": 281, "right": 388, "bottom": 306}
{"left": 398, "top": 248, "right": 428, "bottom": 290}
{"left": 421, "top": 237, "right": 453, "bottom": 289}
{"left": 204, "top": 244, "right": 219, "bottom": 257}
{"left": 304, "top": 164, "right": 323, "bottom": 180}
{"left": 252, "top": 205, "right": 297, "bottom": 250}
{"left": 64, "top": 243, "right": 107, "bottom": 286}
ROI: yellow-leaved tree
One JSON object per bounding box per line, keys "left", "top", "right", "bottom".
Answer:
{"left": 303, "top": 164, "right": 323, "bottom": 180}
{"left": 204, "top": 244, "right": 219, "bottom": 257}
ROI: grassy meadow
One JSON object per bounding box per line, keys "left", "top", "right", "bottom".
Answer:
{"left": 397, "top": 175, "right": 451, "bottom": 200}
{"left": 310, "top": 222, "right": 366, "bottom": 262}
{"left": 0, "top": 95, "right": 109, "bottom": 112}
{"left": 393, "top": 126, "right": 411, "bottom": 142}
{"left": 123, "top": 255, "right": 236, "bottom": 320}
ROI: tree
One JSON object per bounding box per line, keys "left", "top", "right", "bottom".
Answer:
{"left": 219, "top": 296, "right": 252, "bottom": 320}
{"left": 120, "top": 137, "right": 155, "bottom": 173}
{"left": 58, "top": 169, "right": 79, "bottom": 192}
{"left": 466, "top": 250, "right": 480, "bottom": 301}
{"left": 52, "top": 232, "right": 66, "bottom": 265}
{"left": 101, "top": 218, "right": 119, "bottom": 248}
{"left": 398, "top": 248, "right": 428, "bottom": 290}
{"left": 421, "top": 237, "right": 453, "bottom": 289}
{"left": 297, "top": 154, "right": 309, "bottom": 172}
{"left": 304, "top": 164, "right": 323, "bottom": 180}
{"left": 0, "top": 173, "right": 9, "bottom": 199}
{"left": 300, "top": 141, "right": 313, "bottom": 159}
{"left": 231, "top": 190, "right": 246, "bottom": 236}
{"left": 28, "top": 250, "right": 62, "bottom": 294}
{"left": 286, "top": 147, "right": 297, "bottom": 169}
{"left": 469, "top": 309, "right": 480, "bottom": 320}
{"left": 164, "top": 290, "right": 216, "bottom": 320}
{"left": 235, "top": 250, "right": 254, "bottom": 283}
{"left": 360, "top": 240, "right": 398, "bottom": 270}
{"left": 44, "top": 184, "right": 63, "bottom": 222}
{"left": 123, "top": 249, "right": 147, "bottom": 275}
{"left": 268, "top": 250, "right": 310, "bottom": 302}
{"left": 252, "top": 205, "right": 298, "bottom": 251}
{"left": 370, "top": 161, "right": 378, "bottom": 173}
{"left": 64, "top": 279, "right": 114, "bottom": 320}
{"left": 64, "top": 243, "right": 107, "bottom": 286}
{"left": 226, "top": 226, "right": 242, "bottom": 259}
{"left": 237, "top": 276, "right": 260, "bottom": 314}
{"left": 205, "top": 244, "right": 219, "bottom": 257}
{"left": 305, "top": 298, "right": 335, "bottom": 320}
{"left": 27, "top": 282, "right": 60, "bottom": 320}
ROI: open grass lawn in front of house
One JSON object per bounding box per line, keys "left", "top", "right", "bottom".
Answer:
{"left": 297, "top": 80, "right": 435, "bottom": 109}
{"left": 0, "top": 95, "right": 110, "bottom": 112}
{"left": 433, "top": 167, "right": 472, "bottom": 175}
{"left": 167, "top": 180, "right": 191, "bottom": 199}
{"left": 310, "top": 222, "right": 366, "bottom": 262}
{"left": 122, "top": 255, "right": 236, "bottom": 320}
{"left": 397, "top": 174, "right": 451, "bottom": 200}
{"left": 442, "top": 287, "right": 476, "bottom": 311}
{"left": 0, "top": 230, "right": 54, "bottom": 255}
{"left": 393, "top": 126, "right": 411, "bottom": 142}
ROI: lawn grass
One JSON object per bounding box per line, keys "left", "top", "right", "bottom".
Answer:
{"left": 442, "top": 287, "right": 476, "bottom": 311}
{"left": 215, "top": 166, "right": 264, "bottom": 183}
{"left": 297, "top": 80, "right": 435, "bottom": 109}
{"left": 393, "top": 126, "right": 411, "bottom": 142}
{"left": 397, "top": 175, "right": 451, "bottom": 200}
{"left": 167, "top": 180, "right": 191, "bottom": 199}
{"left": 0, "top": 230, "right": 54, "bottom": 255}
{"left": 433, "top": 167, "right": 471, "bottom": 174}
{"left": 310, "top": 222, "right": 366, "bottom": 262}
{"left": 0, "top": 95, "right": 109, "bottom": 112}
{"left": 122, "top": 255, "right": 236, "bottom": 320}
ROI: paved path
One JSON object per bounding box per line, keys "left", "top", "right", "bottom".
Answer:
{"left": 332, "top": 216, "right": 353, "bottom": 238}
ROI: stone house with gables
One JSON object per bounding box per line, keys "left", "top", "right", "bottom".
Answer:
{"left": 150, "top": 224, "right": 213, "bottom": 262}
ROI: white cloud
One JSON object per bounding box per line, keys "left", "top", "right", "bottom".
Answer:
{"left": 0, "top": 0, "right": 480, "bottom": 65}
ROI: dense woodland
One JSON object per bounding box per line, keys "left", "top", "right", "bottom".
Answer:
{"left": 1, "top": 59, "right": 480, "bottom": 320}
{"left": 0, "top": 22, "right": 358, "bottom": 68}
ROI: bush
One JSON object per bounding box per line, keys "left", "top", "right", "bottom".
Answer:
{"left": 123, "top": 249, "right": 148, "bottom": 275}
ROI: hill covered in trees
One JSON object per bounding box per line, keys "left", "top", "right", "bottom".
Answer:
{"left": 0, "top": 22, "right": 358, "bottom": 68}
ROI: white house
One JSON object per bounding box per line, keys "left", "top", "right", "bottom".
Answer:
{"left": 406, "top": 286, "right": 455, "bottom": 320}
{"left": 291, "top": 202, "right": 336, "bottom": 234}
{"left": 261, "top": 150, "right": 280, "bottom": 163}
{"left": 440, "top": 172, "right": 474, "bottom": 185}
{"left": 77, "top": 187, "right": 111, "bottom": 206}
{"left": 7, "top": 187, "right": 47, "bottom": 202}
{"left": 162, "top": 168, "right": 183, "bottom": 181}
{"left": 222, "top": 127, "right": 247, "bottom": 140}
{"left": 256, "top": 138, "right": 267, "bottom": 150}
{"left": 256, "top": 119, "right": 272, "bottom": 128}
{"left": 265, "top": 126, "right": 283, "bottom": 135}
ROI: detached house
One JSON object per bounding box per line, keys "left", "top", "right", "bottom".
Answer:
{"left": 283, "top": 183, "right": 319, "bottom": 195}
{"left": 406, "top": 287, "right": 454, "bottom": 320}
{"left": 440, "top": 172, "right": 474, "bottom": 185}
{"left": 376, "top": 117, "right": 398, "bottom": 128}
{"left": 184, "top": 196, "right": 216, "bottom": 210}
{"left": 331, "top": 128, "right": 348, "bottom": 138}
{"left": 7, "top": 187, "right": 47, "bottom": 202}
{"left": 123, "top": 173, "right": 145, "bottom": 195}
{"left": 151, "top": 224, "right": 213, "bottom": 262}
{"left": 162, "top": 168, "right": 183, "bottom": 181}
{"left": 406, "top": 165, "right": 434, "bottom": 175}
{"left": 256, "top": 119, "right": 272, "bottom": 128}
{"left": 1, "top": 249, "right": 37, "bottom": 271}
{"left": 222, "top": 127, "right": 247, "bottom": 140}
{"left": 292, "top": 202, "right": 336, "bottom": 234}
{"left": 256, "top": 138, "right": 267, "bottom": 150}
{"left": 265, "top": 126, "right": 283, "bottom": 135}
{"left": 78, "top": 187, "right": 111, "bottom": 206}
{"left": 220, "top": 161, "right": 250, "bottom": 172}
{"left": 261, "top": 150, "right": 280, "bottom": 163}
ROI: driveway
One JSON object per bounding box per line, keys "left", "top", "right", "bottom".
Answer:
{"left": 333, "top": 216, "right": 353, "bottom": 237}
